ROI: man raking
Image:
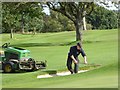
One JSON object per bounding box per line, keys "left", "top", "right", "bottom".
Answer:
{"left": 66, "top": 42, "right": 87, "bottom": 74}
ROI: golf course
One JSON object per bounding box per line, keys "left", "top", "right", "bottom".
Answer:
{"left": 1, "top": 29, "right": 118, "bottom": 88}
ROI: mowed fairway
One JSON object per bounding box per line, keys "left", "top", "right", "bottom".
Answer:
{"left": 2, "top": 29, "right": 118, "bottom": 88}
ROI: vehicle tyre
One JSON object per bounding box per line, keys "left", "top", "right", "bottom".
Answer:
{"left": 27, "top": 58, "right": 36, "bottom": 72}
{"left": 3, "top": 62, "right": 15, "bottom": 73}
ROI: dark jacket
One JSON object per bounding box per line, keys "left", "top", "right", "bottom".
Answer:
{"left": 68, "top": 46, "right": 86, "bottom": 61}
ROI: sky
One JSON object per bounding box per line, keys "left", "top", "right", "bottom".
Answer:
{"left": 95, "top": 1, "right": 118, "bottom": 10}
{"left": 43, "top": 6, "right": 50, "bottom": 15}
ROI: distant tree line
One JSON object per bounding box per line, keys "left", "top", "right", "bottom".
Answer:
{"left": 2, "top": 2, "right": 44, "bottom": 34}
{"left": 2, "top": 2, "right": 118, "bottom": 34}
{"left": 86, "top": 6, "right": 118, "bottom": 30}
{"left": 41, "top": 10, "right": 75, "bottom": 33}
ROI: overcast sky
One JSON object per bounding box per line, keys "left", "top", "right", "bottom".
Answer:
{"left": 95, "top": 1, "right": 118, "bottom": 10}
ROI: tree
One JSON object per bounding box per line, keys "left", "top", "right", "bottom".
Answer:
{"left": 2, "top": 2, "right": 44, "bottom": 36}
{"left": 50, "top": 10, "right": 75, "bottom": 31}
{"left": 41, "top": 10, "right": 75, "bottom": 33}
{"left": 47, "top": 2, "right": 95, "bottom": 41}
{"left": 28, "top": 16, "right": 44, "bottom": 34}
{"left": 118, "top": 9, "right": 120, "bottom": 28}
{"left": 2, "top": 3, "right": 19, "bottom": 38}
{"left": 12, "top": 2, "right": 44, "bottom": 34}
{"left": 42, "top": 14, "right": 64, "bottom": 33}
{"left": 0, "top": 2, "right": 1, "bottom": 34}
{"left": 86, "top": 6, "right": 118, "bottom": 29}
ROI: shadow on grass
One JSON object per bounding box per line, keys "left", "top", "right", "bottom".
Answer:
{"left": 2, "top": 69, "right": 42, "bottom": 74}
{"left": 11, "top": 40, "right": 102, "bottom": 47}
{"left": 83, "top": 40, "right": 102, "bottom": 44}
{"left": 41, "top": 69, "right": 57, "bottom": 75}
{"left": 80, "top": 63, "right": 102, "bottom": 70}
{"left": 11, "top": 41, "right": 77, "bottom": 47}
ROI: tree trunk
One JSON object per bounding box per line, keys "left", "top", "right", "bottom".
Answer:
{"left": 10, "top": 29, "right": 13, "bottom": 39}
{"left": 33, "top": 27, "right": 36, "bottom": 35}
{"left": 22, "top": 28, "right": 24, "bottom": 34}
{"left": 83, "top": 16, "right": 87, "bottom": 30}
{"left": 74, "top": 19, "right": 83, "bottom": 41}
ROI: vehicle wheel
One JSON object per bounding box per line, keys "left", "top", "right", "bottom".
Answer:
{"left": 3, "top": 62, "right": 15, "bottom": 73}
{"left": 27, "top": 58, "right": 36, "bottom": 72}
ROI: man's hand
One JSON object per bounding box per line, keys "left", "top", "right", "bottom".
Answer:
{"left": 71, "top": 55, "right": 78, "bottom": 64}
{"left": 84, "top": 56, "right": 87, "bottom": 64}
{"left": 73, "top": 60, "right": 78, "bottom": 64}
{"left": 84, "top": 60, "right": 87, "bottom": 64}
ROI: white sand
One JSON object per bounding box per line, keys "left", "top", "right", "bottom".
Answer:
{"left": 37, "top": 70, "right": 88, "bottom": 79}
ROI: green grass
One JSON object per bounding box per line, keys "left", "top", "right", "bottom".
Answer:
{"left": 1, "top": 29, "right": 118, "bottom": 88}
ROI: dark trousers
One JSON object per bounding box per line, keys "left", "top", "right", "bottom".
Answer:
{"left": 67, "top": 58, "right": 79, "bottom": 74}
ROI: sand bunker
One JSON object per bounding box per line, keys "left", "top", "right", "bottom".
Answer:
{"left": 37, "top": 70, "right": 88, "bottom": 79}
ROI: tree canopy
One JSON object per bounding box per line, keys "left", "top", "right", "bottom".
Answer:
{"left": 86, "top": 6, "right": 118, "bottom": 29}
{"left": 47, "top": 2, "right": 95, "bottom": 41}
{"left": 2, "top": 2, "right": 118, "bottom": 40}
{"left": 2, "top": 2, "right": 43, "bottom": 34}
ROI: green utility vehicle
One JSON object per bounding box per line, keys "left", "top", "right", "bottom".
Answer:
{"left": 0, "top": 43, "right": 46, "bottom": 73}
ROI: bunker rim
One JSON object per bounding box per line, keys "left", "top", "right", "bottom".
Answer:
{"left": 37, "top": 64, "right": 102, "bottom": 79}
{"left": 37, "top": 70, "right": 89, "bottom": 79}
